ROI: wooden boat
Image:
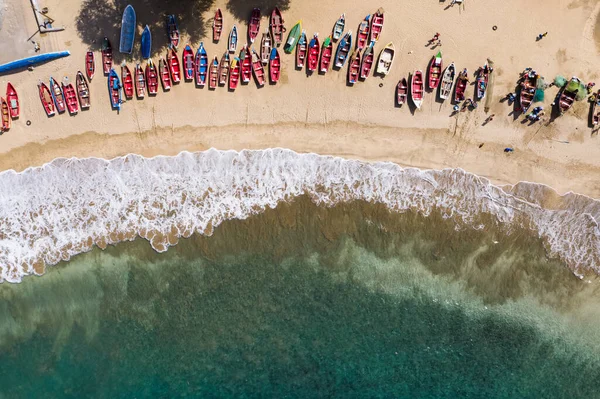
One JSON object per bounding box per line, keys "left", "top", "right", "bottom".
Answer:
{"left": 369, "top": 9, "right": 384, "bottom": 43}
{"left": 251, "top": 49, "right": 266, "bottom": 86}
{"left": 240, "top": 46, "right": 252, "bottom": 83}
{"left": 213, "top": 8, "right": 223, "bottom": 42}
{"left": 218, "top": 52, "right": 230, "bottom": 85}
{"left": 38, "top": 81, "right": 55, "bottom": 117}
{"left": 519, "top": 72, "right": 537, "bottom": 113}
{"left": 439, "top": 63, "right": 455, "bottom": 100}
{"left": 228, "top": 25, "right": 238, "bottom": 53}
{"left": 195, "top": 43, "right": 208, "bottom": 86}
{"left": 593, "top": 90, "right": 600, "bottom": 125}
{"left": 269, "top": 48, "right": 281, "bottom": 83}
{"left": 296, "top": 30, "right": 307, "bottom": 69}
{"left": 159, "top": 58, "right": 172, "bottom": 91}
{"left": 135, "top": 63, "right": 146, "bottom": 98}
{"left": 1, "top": 97, "right": 10, "bottom": 131}
{"left": 284, "top": 20, "right": 302, "bottom": 54}
{"left": 307, "top": 33, "right": 320, "bottom": 72}
{"left": 167, "top": 15, "right": 179, "bottom": 48}
{"left": 411, "top": 70, "right": 424, "bottom": 109}
{"left": 375, "top": 42, "right": 395, "bottom": 76}
{"left": 85, "top": 51, "right": 95, "bottom": 80}
{"left": 356, "top": 15, "right": 370, "bottom": 50}
{"left": 6, "top": 82, "right": 19, "bottom": 119}
{"left": 49, "top": 77, "right": 65, "bottom": 113}
{"left": 270, "top": 7, "right": 285, "bottom": 46}
{"left": 334, "top": 31, "right": 352, "bottom": 68}
{"left": 62, "top": 78, "right": 79, "bottom": 115}
{"left": 168, "top": 47, "right": 181, "bottom": 83}
{"left": 396, "top": 77, "right": 408, "bottom": 106}
{"left": 119, "top": 4, "right": 136, "bottom": 54}
{"left": 146, "top": 59, "right": 158, "bottom": 95}
{"left": 76, "top": 71, "right": 90, "bottom": 109}
{"left": 476, "top": 64, "right": 489, "bottom": 100}
{"left": 359, "top": 41, "right": 374, "bottom": 79}
{"left": 347, "top": 50, "right": 361, "bottom": 84}
{"left": 182, "top": 45, "right": 194, "bottom": 81}
{"left": 208, "top": 56, "right": 219, "bottom": 89}
{"left": 121, "top": 65, "right": 134, "bottom": 98}
{"left": 454, "top": 69, "right": 468, "bottom": 102}
{"left": 332, "top": 14, "right": 345, "bottom": 41}
{"left": 319, "top": 36, "right": 333, "bottom": 73}
{"left": 248, "top": 8, "right": 261, "bottom": 43}
{"left": 229, "top": 57, "right": 241, "bottom": 90}
{"left": 260, "top": 31, "right": 272, "bottom": 65}
{"left": 427, "top": 51, "right": 443, "bottom": 89}
{"left": 558, "top": 77, "right": 580, "bottom": 114}
{"left": 141, "top": 25, "right": 152, "bottom": 59}
{"left": 108, "top": 68, "right": 121, "bottom": 110}
{"left": 101, "top": 37, "right": 112, "bottom": 75}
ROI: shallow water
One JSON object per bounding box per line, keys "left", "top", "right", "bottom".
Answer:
{"left": 1, "top": 198, "right": 599, "bottom": 398}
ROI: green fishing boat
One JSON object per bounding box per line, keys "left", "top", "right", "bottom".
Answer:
{"left": 284, "top": 20, "right": 302, "bottom": 54}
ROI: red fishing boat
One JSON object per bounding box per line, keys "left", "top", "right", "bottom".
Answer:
{"left": 146, "top": 59, "right": 159, "bottom": 95}
{"left": 270, "top": 7, "right": 285, "bottom": 46}
{"left": 229, "top": 57, "right": 241, "bottom": 90}
{"left": 307, "top": 33, "right": 320, "bottom": 72}
{"left": 356, "top": 15, "right": 370, "bottom": 50}
{"left": 396, "top": 78, "right": 408, "bottom": 106}
{"left": 6, "top": 83, "right": 19, "bottom": 119}
{"left": 454, "top": 69, "right": 468, "bottom": 102}
{"left": 218, "top": 52, "right": 230, "bottom": 85}
{"left": 411, "top": 70, "right": 424, "bottom": 109}
{"left": 251, "top": 49, "right": 265, "bottom": 86}
{"left": 359, "top": 42, "right": 374, "bottom": 79}
{"left": 369, "top": 9, "right": 384, "bottom": 43}
{"left": 269, "top": 48, "right": 281, "bottom": 83}
{"left": 76, "top": 71, "right": 90, "bottom": 109}
{"left": 428, "top": 51, "right": 443, "bottom": 89}
{"left": 169, "top": 47, "right": 181, "bottom": 83}
{"left": 101, "top": 37, "right": 112, "bottom": 75}
{"left": 347, "top": 49, "right": 361, "bottom": 84}
{"left": 296, "top": 31, "right": 307, "bottom": 69}
{"left": 208, "top": 56, "right": 219, "bottom": 89}
{"left": 38, "top": 81, "right": 55, "bottom": 116}
{"left": 248, "top": 8, "right": 261, "bottom": 43}
{"left": 182, "top": 45, "right": 194, "bottom": 81}
{"left": 121, "top": 65, "right": 134, "bottom": 98}
{"left": 213, "top": 9, "right": 223, "bottom": 42}
{"left": 159, "top": 58, "right": 172, "bottom": 91}
{"left": 85, "top": 51, "right": 95, "bottom": 80}
{"left": 62, "top": 79, "right": 79, "bottom": 115}
{"left": 50, "top": 78, "right": 65, "bottom": 113}
{"left": 1, "top": 97, "right": 10, "bottom": 131}
{"left": 167, "top": 15, "right": 180, "bottom": 48}
{"left": 135, "top": 63, "right": 146, "bottom": 98}
{"left": 240, "top": 46, "right": 252, "bottom": 83}
{"left": 319, "top": 36, "right": 333, "bottom": 73}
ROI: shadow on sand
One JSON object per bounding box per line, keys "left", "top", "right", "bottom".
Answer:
{"left": 225, "top": 0, "right": 291, "bottom": 22}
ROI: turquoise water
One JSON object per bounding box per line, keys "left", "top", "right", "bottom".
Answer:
{"left": 1, "top": 199, "right": 599, "bottom": 398}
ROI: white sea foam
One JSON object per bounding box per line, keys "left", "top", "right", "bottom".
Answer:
{"left": 0, "top": 148, "right": 598, "bottom": 283}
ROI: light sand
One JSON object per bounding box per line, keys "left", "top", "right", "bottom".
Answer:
{"left": 0, "top": 0, "right": 599, "bottom": 197}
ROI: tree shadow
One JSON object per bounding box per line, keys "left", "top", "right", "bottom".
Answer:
{"left": 75, "top": 0, "right": 215, "bottom": 64}
{"left": 225, "top": 0, "right": 291, "bottom": 22}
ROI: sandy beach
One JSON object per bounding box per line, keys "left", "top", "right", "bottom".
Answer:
{"left": 0, "top": 0, "right": 599, "bottom": 197}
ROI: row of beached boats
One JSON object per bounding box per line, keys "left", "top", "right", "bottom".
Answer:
{"left": 37, "top": 73, "right": 90, "bottom": 117}
{"left": 0, "top": 83, "right": 19, "bottom": 132}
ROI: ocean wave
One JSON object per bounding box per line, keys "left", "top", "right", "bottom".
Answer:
{"left": 0, "top": 148, "right": 598, "bottom": 283}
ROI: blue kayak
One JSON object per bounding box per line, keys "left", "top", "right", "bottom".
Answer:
{"left": 141, "top": 25, "right": 152, "bottom": 59}
{"left": 0, "top": 51, "right": 70, "bottom": 74}
{"left": 119, "top": 5, "right": 136, "bottom": 54}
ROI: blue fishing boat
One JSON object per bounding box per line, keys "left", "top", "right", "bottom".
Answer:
{"left": 0, "top": 51, "right": 70, "bottom": 74}
{"left": 195, "top": 43, "right": 208, "bottom": 86}
{"left": 141, "top": 25, "right": 152, "bottom": 59}
{"left": 49, "top": 77, "right": 66, "bottom": 113}
{"left": 334, "top": 31, "right": 352, "bottom": 68}
{"left": 108, "top": 69, "right": 122, "bottom": 110}
{"left": 119, "top": 5, "right": 136, "bottom": 54}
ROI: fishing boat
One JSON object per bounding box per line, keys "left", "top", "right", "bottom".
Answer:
{"left": 369, "top": 8, "right": 384, "bottom": 43}
{"left": 296, "top": 31, "right": 307, "bottom": 69}
{"left": 269, "top": 48, "right": 281, "bottom": 83}
{"left": 248, "top": 8, "right": 261, "bottom": 43}
{"left": 167, "top": 15, "right": 179, "bottom": 48}
{"left": 146, "top": 59, "right": 158, "bottom": 95}
{"left": 213, "top": 8, "right": 223, "bottom": 42}
{"left": 135, "top": 63, "right": 146, "bottom": 98}
{"left": 62, "top": 78, "right": 79, "bottom": 115}
{"left": 359, "top": 41, "right": 374, "bottom": 79}
{"left": 428, "top": 51, "right": 443, "bottom": 89}
{"left": 356, "top": 15, "right": 370, "bottom": 50}
{"left": 38, "top": 81, "right": 55, "bottom": 117}
{"left": 119, "top": 4, "right": 136, "bottom": 54}
{"left": 240, "top": 46, "right": 252, "bottom": 83}
{"left": 49, "top": 77, "right": 65, "bottom": 113}
{"left": 251, "top": 49, "right": 266, "bottom": 86}
{"left": 6, "top": 82, "right": 19, "bottom": 119}
{"left": 439, "top": 63, "right": 455, "bottom": 100}
{"left": 1, "top": 98, "right": 10, "bottom": 131}
{"left": 228, "top": 25, "right": 238, "bottom": 53}
{"left": 284, "top": 20, "right": 302, "bottom": 53}
{"left": 121, "top": 65, "right": 134, "bottom": 98}
{"left": 141, "top": 25, "right": 152, "bottom": 59}
{"left": 208, "top": 56, "right": 219, "bottom": 89}
{"left": 347, "top": 49, "right": 361, "bottom": 84}
{"left": 319, "top": 36, "right": 333, "bottom": 73}
{"left": 159, "top": 58, "right": 172, "bottom": 90}
{"left": 270, "top": 7, "right": 285, "bottom": 46}
{"left": 229, "top": 57, "right": 241, "bottom": 90}
{"left": 76, "top": 71, "right": 90, "bottom": 109}
{"left": 0, "top": 51, "right": 70, "bottom": 74}
{"left": 558, "top": 76, "right": 580, "bottom": 114}
{"left": 182, "top": 45, "right": 194, "bottom": 81}
{"left": 592, "top": 90, "right": 600, "bottom": 125}
{"left": 476, "top": 64, "right": 489, "bottom": 100}
{"left": 396, "top": 77, "right": 408, "bottom": 106}
{"left": 411, "top": 70, "right": 424, "bottom": 109}
{"left": 195, "top": 43, "right": 208, "bottom": 86}
{"left": 307, "top": 33, "right": 320, "bottom": 72}
{"left": 334, "top": 31, "right": 352, "bottom": 68}
{"left": 375, "top": 42, "right": 395, "bottom": 76}
{"left": 332, "top": 14, "right": 345, "bottom": 41}
{"left": 101, "top": 37, "right": 112, "bottom": 75}
{"left": 168, "top": 47, "right": 181, "bottom": 83}
{"left": 85, "top": 51, "right": 95, "bottom": 80}
{"left": 519, "top": 72, "right": 537, "bottom": 113}
{"left": 108, "top": 68, "right": 122, "bottom": 110}
{"left": 454, "top": 68, "right": 468, "bottom": 102}
{"left": 218, "top": 52, "right": 230, "bottom": 85}
{"left": 261, "top": 32, "right": 272, "bottom": 65}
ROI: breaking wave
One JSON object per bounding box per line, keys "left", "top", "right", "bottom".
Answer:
{"left": 0, "top": 148, "right": 598, "bottom": 283}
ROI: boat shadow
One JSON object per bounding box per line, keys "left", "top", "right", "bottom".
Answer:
{"left": 225, "top": 0, "right": 291, "bottom": 21}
